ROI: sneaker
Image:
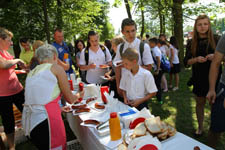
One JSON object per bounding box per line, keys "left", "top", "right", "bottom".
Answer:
{"left": 172, "top": 87, "right": 179, "bottom": 91}
{"left": 163, "top": 89, "right": 168, "bottom": 92}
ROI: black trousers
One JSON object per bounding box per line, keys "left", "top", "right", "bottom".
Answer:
{"left": 0, "top": 90, "right": 24, "bottom": 134}
{"left": 30, "top": 119, "right": 49, "bottom": 150}
{"left": 154, "top": 70, "right": 163, "bottom": 102}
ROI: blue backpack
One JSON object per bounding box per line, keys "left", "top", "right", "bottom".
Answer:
{"left": 160, "top": 54, "right": 170, "bottom": 73}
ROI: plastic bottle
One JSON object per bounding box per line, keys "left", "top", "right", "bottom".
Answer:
{"left": 78, "top": 83, "right": 84, "bottom": 102}
{"left": 109, "top": 112, "right": 122, "bottom": 141}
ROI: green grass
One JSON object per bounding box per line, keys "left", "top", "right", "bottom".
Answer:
{"left": 2, "top": 68, "right": 225, "bottom": 149}
{"left": 148, "top": 68, "right": 225, "bottom": 150}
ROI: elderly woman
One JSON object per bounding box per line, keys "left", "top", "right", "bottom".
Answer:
{"left": 0, "top": 27, "right": 26, "bottom": 150}
{"left": 22, "top": 44, "right": 83, "bottom": 150}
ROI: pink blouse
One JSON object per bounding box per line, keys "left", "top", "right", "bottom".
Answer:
{"left": 0, "top": 50, "right": 23, "bottom": 96}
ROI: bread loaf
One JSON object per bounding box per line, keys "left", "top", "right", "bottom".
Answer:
{"left": 144, "top": 117, "right": 162, "bottom": 134}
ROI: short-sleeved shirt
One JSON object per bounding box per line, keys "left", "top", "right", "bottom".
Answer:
{"left": 19, "top": 49, "right": 34, "bottom": 64}
{"left": 52, "top": 42, "right": 74, "bottom": 74}
{"left": 0, "top": 50, "right": 23, "bottom": 96}
{"left": 216, "top": 34, "right": 225, "bottom": 84}
{"left": 119, "top": 67, "right": 158, "bottom": 101}
{"left": 113, "top": 38, "right": 154, "bottom": 66}
{"left": 151, "top": 46, "right": 162, "bottom": 71}
{"left": 169, "top": 45, "right": 179, "bottom": 64}
{"left": 113, "top": 38, "right": 154, "bottom": 75}
{"left": 79, "top": 46, "right": 112, "bottom": 84}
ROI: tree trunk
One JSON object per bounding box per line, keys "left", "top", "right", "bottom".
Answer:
{"left": 124, "top": 0, "right": 132, "bottom": 19}
{"left": 172, "top": 0, "right": 184, "bottom": 66}
{"left": 140, "top": 1, "right": 144, "bottom": 39}
{"left": 57, "top": 0, "right": 63, "bottom": 28}
{"left": 42, "top": 0, "right": 50, "bottom": 43}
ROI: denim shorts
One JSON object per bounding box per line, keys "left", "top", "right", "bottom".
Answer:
{"left": 210, "top": 82, "right": 225, "bottom": 133}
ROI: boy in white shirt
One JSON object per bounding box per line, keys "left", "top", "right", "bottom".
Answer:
{"left": 149, "top": 38, "right": 163, "bottom": 103}
{"left": 120, "top": 48, "right": 157, "bottom": 110}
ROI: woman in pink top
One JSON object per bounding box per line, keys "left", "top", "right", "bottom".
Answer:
{"left": 0, "top": 27, "right": 26, "bottom": 150}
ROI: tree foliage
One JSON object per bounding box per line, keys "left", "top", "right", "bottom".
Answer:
{"left": 0, "top": 0, "right": 114, "bottom": 56}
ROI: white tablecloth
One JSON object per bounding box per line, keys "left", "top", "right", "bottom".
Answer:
{"left": 66, "top": 101, "right": 214, "bottom": 150}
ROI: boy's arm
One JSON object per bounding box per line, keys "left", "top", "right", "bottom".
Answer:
{"left": 122, "top": 90, "right": 129, "bottom": 105}
{"left": 129, "top": 92, "right": 156, "bottom": 107}
{"left": 115, "top": 66, "right": 123, "bottom": 96}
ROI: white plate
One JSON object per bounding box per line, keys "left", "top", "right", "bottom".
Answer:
{"left": 100, "top": 76, "right": 109, "bottom": 80}
{"left": 113, "top": 60, "right": 123, "bottom": 67}
{"left": 80, "top": 121, "right": 100, "bottom": 128}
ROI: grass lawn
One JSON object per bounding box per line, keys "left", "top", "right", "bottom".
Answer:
{"left": 149, "top": 68, "right": 225, "bottom": 150}
{"left": 1, "top": 68, "right": 224, "bottom": 149}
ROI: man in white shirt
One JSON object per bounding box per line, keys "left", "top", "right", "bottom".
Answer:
{"left": 114, "top": 18, "right": 154, "bottom": 96}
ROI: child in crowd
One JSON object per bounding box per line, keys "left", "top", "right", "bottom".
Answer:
{"left": 149, "top": 38, "right": 163, "bottom": 103}
{"left": 169, "top": 36, "right": 180, "bottom": 91}
{"left": 120, "top": 48, "right": 157, "bottom": 110}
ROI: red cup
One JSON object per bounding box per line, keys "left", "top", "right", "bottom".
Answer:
{"left": 68, "top": 80, "right": 74, "bottom": 90}
{"left": 101, "top": 86, "right": 109, "bottom": 104}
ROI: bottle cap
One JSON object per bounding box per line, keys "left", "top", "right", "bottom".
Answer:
{"left": 63, "top": 53, "right": 69, "bottom": 59}
{"left": 110, "top": 112, "right": 117, "bottom": 118}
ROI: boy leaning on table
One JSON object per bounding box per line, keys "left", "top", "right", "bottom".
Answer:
{"left": 119, "top": 48, "right": 158, "bottom": 111}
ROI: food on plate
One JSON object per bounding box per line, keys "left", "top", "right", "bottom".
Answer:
{"left": 71, "top": 104, "right": 87, "bottom": 109}
{"left": 118, "top": 143, "right": 127, "bottom": 150}
{"left": 194, "top": 146, "right": 200, "bottom": 150}
{"left": 84, "top": 119, "right": 100, "bottom": 125}
{"left": 86, "top": 97, "right": 97, "bottom": 104}
{"left": 99, "top": 64, "right": 109, "bottom": 68}
{"left": 96, "top": 120, "right": 109, "bottom": 130}
{"left": 133, "top": 122, "right": 146, "bottom": 137}
{"left": 75, "top": 108, "right": 90, "bottom": 113}
{"left": 145, "top": 116, "right": 162, "bottom": 134}
{"left": 74, "top": 101, "right": 80, "bottom": 105}
{"left": 95, "top": 103, "right": 105, "bottom": 109}
{"left": 129, "top": 117, "right": 146, "bottom": 129}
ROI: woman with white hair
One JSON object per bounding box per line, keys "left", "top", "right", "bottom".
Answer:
{"left": 22, "top": 44, "right": 84, "bottom": 150}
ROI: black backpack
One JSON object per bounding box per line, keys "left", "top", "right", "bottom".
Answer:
{"left": 119, "top": 41, "right": 145, "bottom": 64}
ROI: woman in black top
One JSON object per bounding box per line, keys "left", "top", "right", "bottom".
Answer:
{"left": 184, "top": 15, "right": 220, "bottom": 136}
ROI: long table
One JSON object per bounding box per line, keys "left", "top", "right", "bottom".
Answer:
{"left": 66, "top": 100, "right": 214, "bottom": 150}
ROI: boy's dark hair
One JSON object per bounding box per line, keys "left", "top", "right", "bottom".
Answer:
{"left": 121, "top": 18, "right": 137, "bottom": 31}
{"left": 54, "top": 28, "right": 62, "bottom": 33}
{"left": 170, "top": 36, "right": 178, "bottom": 49}
{"left": 146, "top": 34, "right": 150, "bottom": 39}
{"left": 157, "top": 39, "right": 166, "bottom": 45}
{"left": 149, "top": 37, "right": 158, "bottom": 44}
{"left": 104, "top": 39, "right": 112, "bottom": 50}
{"left": 19, "top": 37, "right": 29, "bottom": 44}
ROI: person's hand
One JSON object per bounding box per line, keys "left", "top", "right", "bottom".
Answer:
{"left": 206, "top": 54, "right": 214, "bottom": 61}
{"left": 128, "top": 99, "right": 141, "bottom": 107}
{"left": 78, "top": 90, "right": 84, "bottom": 99}
{"left": 154, "top": 70, "right": 159, "bottom": 75}
{"left": 170, "top": 63, "right": 173, "bottom": 68}
{"left": 124, "top": 97, "right": 129, "bottom": 105}
{"left": 61, "top": 106, "right": 71, "bottom": 113}
{"left": 196, "top": 56, "right": 207, "bottom": 63}
{"left": 89, "top": 63, "right": 96, "bottom": 69}
{"left": 17, "top": 59, "right": 26, "bottom": 69}
{"left": 206, "top": 90, "right": 216, "bottom": 104}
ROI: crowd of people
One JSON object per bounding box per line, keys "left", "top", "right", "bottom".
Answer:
{"left": 0, "top": 14, "right": 224, "bottom": 150}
